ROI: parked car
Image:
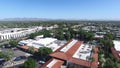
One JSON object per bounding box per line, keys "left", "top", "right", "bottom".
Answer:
{"left": 2, "top": 62, "right": 8, "bottom": 66}
{"left": 39, "top": 60, "right": 45, "bottom": 64}
{"left": 5, "top": 45, "right": 12, "bottom": 48}
{"left": 0, "top": 59, "right": 5, "bottom": 65}
{"left": 12, "top": 47, "right": 18, "bottom": 51}
{"left": 14, "top": 56, "right": 26, "bottom": 61}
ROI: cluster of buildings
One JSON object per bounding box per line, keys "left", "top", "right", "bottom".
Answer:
{"left": 41, "top": 39, "right": 98, "bottom": 68}
{"left": 81, "top": 26, "right": 106, "bottom": 39}
{"left": 0, "top": 27, "right": 42, "bottom": 41}
{"left": 18, "top": 36, "right": 66, "bottom": 52}
{"left": 81, "top": 25, "right": 120, "bottom": 39}
{"left": 18, "top": 36, "right": 99, "bottom": 68}
{"left": 0, "top": 25, "right": 59, "bottom": 41}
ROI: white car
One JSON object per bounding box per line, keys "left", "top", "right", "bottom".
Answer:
{"left": 39, "top": 60, "right": 45, "bottom": 64}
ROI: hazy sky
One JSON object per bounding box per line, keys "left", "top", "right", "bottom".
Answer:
{"left": 0, "top": 0, "right": 120, "bottom": 20}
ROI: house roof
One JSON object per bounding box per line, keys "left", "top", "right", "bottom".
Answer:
{"left": 111, "top": 47, "right": 120, "bottom": 60}
{"left": 19, "top": 45, "right": 38, "bottom": 52}
{"left": 50, "top": 40, "right": 98, "bottom": 68}
{"left": 41, "top": 58, "right": 64, "bottom": 68}
{"left": 90, "top": 47, "right": 98, "bottom": 68}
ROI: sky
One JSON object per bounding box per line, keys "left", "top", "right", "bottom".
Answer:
{"left": 0, "top": 0, "right": 120, "bottom": 20}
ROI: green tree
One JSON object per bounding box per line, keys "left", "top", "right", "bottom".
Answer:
{"left": 78, "top": 30, "right": 94, "bottom": 41}
{"left": 105, "top": 33, "right": 115, "bottom": 40}
{"left": 103, "top": 58, "right": 118, "bottom": 68}
{"left": 29, "top": 30, "right": 51, "bottom": 39}
{"left": 24, "top": 58, "right": 36, "bottom": 68}
{"left": 38, "top": 47, "right": 52, "bottom": 56}
{"left": 0, "top": 52, "right": 4, "bottom": 58}
{"left": 29, "top": 33, "right": 36, "bottom": 39}
{"left": 28, "top": 46, "right": 35, "bottom": 54}
{"left": 3, "top": 50, "right": 14, "bottom": 61}
{"left": 9, "top": 40, "right": 18, "bottom": 47}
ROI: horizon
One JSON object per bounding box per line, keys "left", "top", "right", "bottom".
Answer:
{"left": 0, "top": 0, "right": 120, "bottom": 20}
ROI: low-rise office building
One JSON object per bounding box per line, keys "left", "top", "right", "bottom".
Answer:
{"left": 41, "top": 39, "right": 98, "bottom": 68}
{"left": 18, "top": 37, "right": 66, "bottom": 52}
{"left": 0, "top": 27, "right": 42, "bottom": 41}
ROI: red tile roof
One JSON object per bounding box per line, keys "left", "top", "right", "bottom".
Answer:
{"left": 20, "top": 46, "right": 29, "bottom": 50}
{"left": 52, "top": 59, "right": 64, "bottom": 68}
{"left": 50, "top": 40, "right": 98, "bottom": 68}
{"left": 90, "top": 47, "right": 98, "bottom": 68}
{"left": 41, "top": 58, "right": 64, "bottom": 68}
{"left": 111, "top": 47, "right": 120, "bottom": 60}
{"left": 19, "top": 45, "right": 38, "bottom": 52}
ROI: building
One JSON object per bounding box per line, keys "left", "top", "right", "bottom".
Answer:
{"left": 94, "top": 34, "right": 104, "bottom": 39}
{"left": 18, "top": 37, "right": 66, "bottom": 52}
{"left": 82, "top": 26, "right": 98, "bottom": 32}
{"left": 41, "top": 39, "right": 98, "bottom": 68}
{"left": 111, "top": 40, "right": 120, "bottom": 60}
{"left": 0, "top": 27, "right": 42, "bottom": 41}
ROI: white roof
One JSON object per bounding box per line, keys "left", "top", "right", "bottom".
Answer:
{"left": 60, "top": 39, "right": 77, "bottom": 52}
{"left": 47, "top": 43, "right": 61, "bottom": 51}
{"left": 19, "top": 38, "right": 64, "bottom": 52}
{"left": 19, "top": 38, "right": 57, "bottom": 46}
{"left": 34, "top": 38, "right": 57, "bottom": 46}
{"left": 47, "top": 59, "right": 57, "bottom": 68}
{"left": 113, "top": 40, "right": 120, "bottom": 52}
{"left": 73, "top": 44, "right": 92, "bottom": 61}
{"left": 35, "top": 35, "right": 44, "bottom": 38}
{"left": 19, "top": 39, "right": 35, "bottom": 45}
{"left": 94, "top": 34, "right": 104, "bottom": 38}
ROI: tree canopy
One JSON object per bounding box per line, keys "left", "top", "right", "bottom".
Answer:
{"left": 24, "top": 58, "right": 36, "bottom": 68}
{"left": 28, "top": 46, "right": 35, "bottom": 54}
{"left": 38, "top": 47, "right": 52, "bottom": 56}
{"left": 0, "top": 50, "right": 14, "bottom": 61}
{"left": 9, "top": 40, "right": 18, "bottom": 47}
{"left": 29, "top": 30, "right": 51, "bottom": 39}
{"left": 79, "top": 30, "right": 94, "bottom": 41}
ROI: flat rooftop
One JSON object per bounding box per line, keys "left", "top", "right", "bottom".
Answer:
{"left": 113, "top": 40, "right": 120, "bottom": 52}
{"left": 111, "top": 40, "right": 120, "bottom": 61}
{"left": 19, "top": 38, "right": 65, "bottom": 52}
{"left": 72, "top": 44, "right": 92, "bottom": 61}
{"left": 60, "top": 39, "right": 77, "bottom": 52}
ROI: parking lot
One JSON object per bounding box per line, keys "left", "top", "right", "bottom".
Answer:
{"left": 0, "top": 48, "right": 29, "bottom": 68}
{"left": 1, "top": 47, "right": 33, "bottom": 57}
{"left": 0, "top": 47, "right": 42, "bottom": 68}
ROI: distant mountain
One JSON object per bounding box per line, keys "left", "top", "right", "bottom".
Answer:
{"left": 0, "top": 18, "right": 120, "bottom": 22}
{"left": 0, "top": 18, "right": 52, "bottom": 21}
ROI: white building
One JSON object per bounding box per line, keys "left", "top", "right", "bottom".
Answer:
{"left": 0, "top": 27, "right": 43, "bottom": 41}
{"left": 18, "top": 37, "right": 65, "bottom": 52}
{"left": 113, "top": 40, "right": 120, "bottom": 52}
{"left": 0, "top": 25, "right": 59, "bottom": 41}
